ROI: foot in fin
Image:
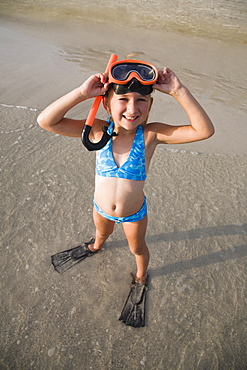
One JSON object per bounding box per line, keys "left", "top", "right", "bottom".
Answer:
{"left": 119, "top": 274, "right": 148, "bottom": 328}
{"left": 51, "top": 238, "right": 97, "bottom": 274}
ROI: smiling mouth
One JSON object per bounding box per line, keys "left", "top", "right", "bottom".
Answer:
{"left": 123, "top": 115, "right": 139, "bottom": 121}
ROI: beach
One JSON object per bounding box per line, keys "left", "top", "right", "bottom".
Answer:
{"left": 1, "top": 2, "right": 247, "bottom": 369}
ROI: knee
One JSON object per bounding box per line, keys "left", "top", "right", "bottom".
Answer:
{"left": 97, "top": 228, "right": 113, "bottom": 239}
{"left": 129, "top": 243, "right": 148, "bottom": 256}
{"left": 96, "top": 221, "right": 115, "bottom": 239}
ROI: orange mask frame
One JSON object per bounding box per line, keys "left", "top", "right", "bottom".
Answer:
{"left": 108, "top": 59, "right": 158, "bottom": 85}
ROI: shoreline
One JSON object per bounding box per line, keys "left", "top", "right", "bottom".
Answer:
{"left": 1, "top": 14, "right": 246, "bottom": 156}
{"left": 2, "top": 103, "right": 246, "bottom": 159}
{"left": 1, "top": 101, "right": 246, "bottom": 156}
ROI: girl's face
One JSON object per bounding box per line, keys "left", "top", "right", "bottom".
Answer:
{"left": 104, "top": 91, "right": 153, "bottom": 132}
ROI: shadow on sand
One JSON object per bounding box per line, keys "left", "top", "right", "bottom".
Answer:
{"left": 108, "top": 223, "right": 247, "bottom": 277}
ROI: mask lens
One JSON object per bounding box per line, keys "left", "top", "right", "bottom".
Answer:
{"left": 112, "top": 63, "right": 156, "bottom": 82}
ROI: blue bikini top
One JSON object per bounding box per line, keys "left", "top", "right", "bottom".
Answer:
{"left": 95, "top": 118, "right": 146, "bottom": 181}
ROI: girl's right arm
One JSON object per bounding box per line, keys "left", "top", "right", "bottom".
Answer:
{"left": 37, "top": 73, "right": 109, "bottom": 137}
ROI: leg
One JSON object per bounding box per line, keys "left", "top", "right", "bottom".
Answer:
{"left": 122, "top": 215, "right": 149, "bottom": 281}
{"left": 89, "top": 207, "right": 115, "bottom": 251}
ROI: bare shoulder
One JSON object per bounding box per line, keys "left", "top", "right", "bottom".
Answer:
{"left": 92, "top": 117, "right": 107, "bottom": 130}
{"left": 143, "top": 121, "right": 172, "bottom": 144}
{"left": 91, "top": 117, "right": 109, "bottom": 139}
{"left": 144, "top": 121, "right": 169, "bottom": 133}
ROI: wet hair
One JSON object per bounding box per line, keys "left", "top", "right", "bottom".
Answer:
{"left": 112, "top": 79, "right": 153, "bottom": 95}
{"left": 105, "top": 78, "right": 153, "bottom": 97}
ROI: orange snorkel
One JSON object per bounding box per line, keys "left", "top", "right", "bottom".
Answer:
{"left": 82, "top": 53, "right": 118, "bottom": 151}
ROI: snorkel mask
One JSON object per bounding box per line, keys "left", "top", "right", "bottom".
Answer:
{"left": 82, "top": 55, "right": 158, "bottom": 151}
{"left": 108, "top": 59, "right": 158, "bottom": 95}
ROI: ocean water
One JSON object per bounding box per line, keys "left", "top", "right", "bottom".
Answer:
{"left": 1, "top": 0, "right": 247, "bottom": 43}
{"left": 0, "top": 0, "right": 247, "bottom": 155}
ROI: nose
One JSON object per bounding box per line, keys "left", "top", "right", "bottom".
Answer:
{"left": 126, "top": 99, "right": 138, "bottom": 114}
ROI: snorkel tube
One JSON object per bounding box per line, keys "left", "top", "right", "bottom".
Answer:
{"left": 82, "top": 54, "right": 118, "bottom": 151}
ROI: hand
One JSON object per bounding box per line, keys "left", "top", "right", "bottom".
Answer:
{"left": 79, "top": 73, "right": 110, "bottom": 99}
{"left": 153, "top": 67, "right": 183, "bottom": 95}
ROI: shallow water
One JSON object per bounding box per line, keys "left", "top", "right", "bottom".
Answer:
{"left": 1, "top": 2, "right": 247, "bottom": 155}
{"left": 1, "top": 0, "right": 247, "bottom": 43}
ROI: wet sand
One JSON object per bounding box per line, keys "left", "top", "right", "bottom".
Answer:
{"left": 1, "top": 11, "right": 247, "bottom": 370}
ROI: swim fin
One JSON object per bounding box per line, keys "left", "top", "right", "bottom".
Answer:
{"left": 51, "top": 238, "right": 97, "bottom": 274}
{"left": 119, "top": 274, "right": 148, "bottom": 328}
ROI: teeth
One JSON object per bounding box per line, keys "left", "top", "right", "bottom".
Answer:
{"left": 124, "top": 116, "right": 137, "bottom": 120}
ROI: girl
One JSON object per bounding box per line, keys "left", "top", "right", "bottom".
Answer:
{"left": 37, "top": 59, "right": 214, "bottom": 327}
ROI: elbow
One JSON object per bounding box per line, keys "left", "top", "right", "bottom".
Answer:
{"left": 201, "top": 129, "right": 214, "bottom": 141}
{"left": 37, "top": 112, "right": 48, "bottom": 130}
{"left": 207, "top": 124, "right": 215, "bottom": 139}
{"left": 203, "top": 120, "right": 215, "bottom": 140}
{"left": 37, "top": 112, "right": 44, "bottom": 128}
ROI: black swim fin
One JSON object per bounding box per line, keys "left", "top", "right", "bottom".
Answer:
{"left": 119, "top": 274, "right": 148, "bottom": 328}
{"left": 51, "top": 238, "right": 97, "bottom": 274}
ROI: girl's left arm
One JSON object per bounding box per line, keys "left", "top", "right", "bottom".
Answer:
{"left": 153, "top": 68, "right": 215, "bottom": 144}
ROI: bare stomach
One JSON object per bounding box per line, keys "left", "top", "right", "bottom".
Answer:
{"left": 94, "top": 174, "right": 145, "bottom": 217}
